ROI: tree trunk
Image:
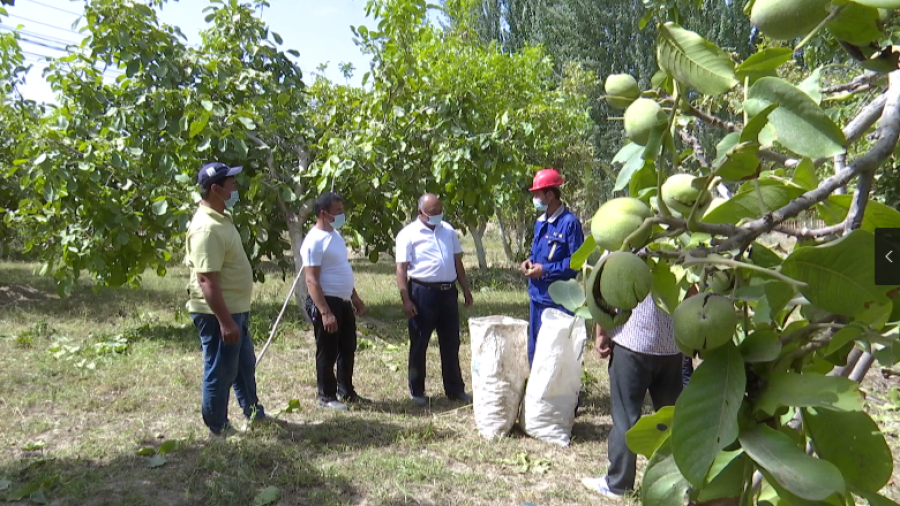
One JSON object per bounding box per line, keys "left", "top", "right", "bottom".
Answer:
{"left": 466, "top": 218, "right": 489, "bottom": 272}
{"left": 515, "top": 211, "right": 531, "bottom": 260}
{"left": 247, "top": 132, "right": 314, "bottom": 322}
{"left": 496, "top": 209, "right": 515, "bottom": 263}
{"left": 288, "top": 144, "right": 314, "bottom": 322}
{"left": 285, "top": 207, "right": 311, "bottom": 320}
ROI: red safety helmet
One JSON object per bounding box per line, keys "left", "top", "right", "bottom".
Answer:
{"left": 529, "top": 168, "right": 564, "bottom": 192}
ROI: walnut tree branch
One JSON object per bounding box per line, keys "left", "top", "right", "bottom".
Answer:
{"left": 822, "top": 72, "right": 883, "bottom": 95}
{"left": 650, "top": 215, "right": 740, "bottom": 237}
{"left": 677, "top": 128, "right": 710, "bottom": 168}
{"left": 834, "top": 152, "right": 848, "bottom": 195}
{"left": 845, "top": 166, "right": 875, "bottom": 233}
{"left": 708, "top": 70, "right": 900, "bottom": 253}
{"left": 682, "top": 103, "right": 740, "bottom": 132}
{"left": 773, "top": 223, "right": 845, "bottom": 239}
{"left": 845, "top": 93, "right": 888, "bottom": 145}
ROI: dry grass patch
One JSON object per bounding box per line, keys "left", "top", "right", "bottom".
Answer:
{"left": 2, "top": 234, "right": 900, "bottom": 505}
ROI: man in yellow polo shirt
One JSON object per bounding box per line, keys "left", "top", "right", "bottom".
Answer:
{"left": 185, "top": 161, "right": 266, "bottom": 437}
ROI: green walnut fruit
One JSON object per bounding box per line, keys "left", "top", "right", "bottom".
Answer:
{"left": 624, "top": 98, "right": 665, "bottom": 146}
{"left": 673, "top": 293, "right": 738, "bottom": 355}
{"left": 599, "top": 252, "right": 652, "bottom": 310}
{"left": 591, "top": 197, "right": 652, "bottom": 251}
{"left": 605, "top": 74, "right": 641, "bottom": 110}
{"left": 750, "top": 0, "right": 830, "bottom": 40}
{"left": 707, "top": 270, "right": 733, "bottom": 294}
{"left": 586, "top": 257, "right": 634, "bottom": 330}
{"left": 661, "top": 174, "right": 711, "bottom": 216}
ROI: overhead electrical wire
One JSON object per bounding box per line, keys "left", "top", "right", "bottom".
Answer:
{"left": 6, "top": 9, "right": 205, "bottom": 82}
{"left": 18, "top": 36, "right": 68, "bottom": 53}
{"left": 8, "top": 14, "right": 83, "bottom": 36}
{"left": 0, "top": 24, "right": 79, "bottom": 46}
{"left": 22, "top": 46, "right": 126, "bottom": 78}
{"left": 0, "top": 20, "right": 125, "bottom": 79}
{"left": 23, "top": 61, "right": 126, "bottom": 77}
{"left": 20, "top": 0, "right": 82, "bottom": 17}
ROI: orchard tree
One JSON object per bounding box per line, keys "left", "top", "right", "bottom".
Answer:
{"left": 3, "top": 0, "right": 316, "bottom": 308}
{"left": 307, "top": 0, "right": 596, "bottom": 270}
{"left": 548, "top": 0, "right": 900, "bottom": 505}
{"left": 455, "top": 0, "right": 758, "bottom": 206}
{"left": 0, "top": 12, "right": 33, "bottom": 258}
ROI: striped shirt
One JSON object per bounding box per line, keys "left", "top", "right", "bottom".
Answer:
{"left": 611, "top": 295, "right": 681, "bottom": 356}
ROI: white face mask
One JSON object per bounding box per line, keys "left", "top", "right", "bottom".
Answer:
{"left": 224, "top": 190, "right": 239, "bottom": 208}
{"left": 533, "top": 197, "right": 548, "bottom": 212}
{"left": 330, "top": 213, "right": 346, "bottom": 230}
{"left": 426, "top": 212, "right": 444, "bottom": 226}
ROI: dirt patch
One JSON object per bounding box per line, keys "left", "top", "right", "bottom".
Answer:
{"left": 0, "top": 284, "right": 55, "bottom": 306}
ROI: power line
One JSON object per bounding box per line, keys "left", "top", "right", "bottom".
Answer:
{"left": 22, "top": 50, "right": 62, "bottom": 59}
{"left": 20, "top": 0, "right": 82, "bottom": 17}
{"left": 0, "top": 25, "right": 79, "bottom": 47}
{"left": 21, "top": 49, "right": 125, "bottom": 77}
{"left": 6, "top": 14, "right": 202, "bottom": 51}
{"left": 19, "top": 36, "right": 68, "bottom": 53}
{"left": 8, "top": 14, "right": 83, "bottom": 36}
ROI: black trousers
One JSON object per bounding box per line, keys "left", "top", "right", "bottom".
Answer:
{"left": 305, "top": 295, "right": 357, "bottom": 401}
{"left": 606, "top": 343, "right": 683, "bottom": 494}
{"left": 407, "top": 282, "right": 465, "bottom": 398}
{"left": 682, "top": 354, "right": 695, "bottom": 386}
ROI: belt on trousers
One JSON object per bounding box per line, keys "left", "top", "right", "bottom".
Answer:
{"left": 410, "top": 278, "right": 456, "bottom": 291}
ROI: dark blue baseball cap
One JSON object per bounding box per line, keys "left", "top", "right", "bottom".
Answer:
{"left": 197, "top": 162, "right": 242, "bottom": 189}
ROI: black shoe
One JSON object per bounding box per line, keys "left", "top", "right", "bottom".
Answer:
{"left": 338, "top": 392, "right": 370, "bottom": 404}
{"left": 448, "top": 392, "right": 473, "bottom": 403}
{"left": 411, "top": 395, "right": 428, "bottom": 407}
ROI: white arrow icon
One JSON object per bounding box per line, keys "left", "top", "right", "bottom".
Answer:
{"left": 888, "top": 251, "right": 894, "bottom": 263}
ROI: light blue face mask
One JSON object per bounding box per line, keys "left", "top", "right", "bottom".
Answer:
{"left": 426, "top": 212, "right": 444, "bottom": 226}
{"left": 225, "top": 190, "right": 239, "bottom": 209}
{"left": 331, "top": 213, "right": 346, "bottom": 230}
{"left": 533, "top": 197, "right": 548, "bottom": 212}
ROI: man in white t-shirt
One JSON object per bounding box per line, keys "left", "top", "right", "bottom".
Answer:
{"left": 299, "top": 191, "right": 367, "bottom": 411}
{"left": 395, "top": 194, "right": 474, "bottom": 407}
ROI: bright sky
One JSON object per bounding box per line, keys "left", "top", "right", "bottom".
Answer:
{"left": 5, "top": 0, "right": 375, "bottom": 104}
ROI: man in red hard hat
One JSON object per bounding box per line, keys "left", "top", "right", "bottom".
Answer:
{"left": 518, "top": 168, "right": 585, "bottom": 367}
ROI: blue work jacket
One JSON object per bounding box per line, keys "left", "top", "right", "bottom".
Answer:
{"left": 527, "top": 206, "right": 585, "bottom": 305}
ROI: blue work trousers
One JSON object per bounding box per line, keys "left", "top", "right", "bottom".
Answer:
{"left": 528, "top": 300, "right": 572, "bottom": 367}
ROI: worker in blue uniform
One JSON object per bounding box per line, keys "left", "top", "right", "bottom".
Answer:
{"left": 518, "top": 168, "right": 585, "bottom": 367}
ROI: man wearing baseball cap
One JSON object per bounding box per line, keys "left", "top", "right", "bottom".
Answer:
{"left": 184, "top": 161, "right": 267, "bottom": 437}
{"left": 518, "top": 168, "right": 585, "bottom": 367}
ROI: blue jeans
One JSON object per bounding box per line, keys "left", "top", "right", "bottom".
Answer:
{"left": 191, "top": 312, "right": 265, "bottom": 434}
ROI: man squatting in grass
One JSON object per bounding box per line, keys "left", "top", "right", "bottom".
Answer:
{"left": 300, "top": 191, "right": 368, "bottom": 411}
{"left": 395, "top": 193, "right": 474, "bottom": 408}
{"left": 184, "top": 162, "right": 268, "bottom": 438}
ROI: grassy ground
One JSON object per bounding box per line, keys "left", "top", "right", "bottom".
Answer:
{"left": 1, "top": 235, "right": 900, "bottom": 506}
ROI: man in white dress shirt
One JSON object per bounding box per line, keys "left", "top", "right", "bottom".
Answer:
{"left": 300, "top": 191, "right": 367, "bottom": 411}
{"left": 395, "top": 194, "right": 474, "bottom": 407}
